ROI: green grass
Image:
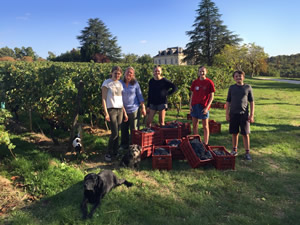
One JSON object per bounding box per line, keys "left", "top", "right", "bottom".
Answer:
{"left": 1, "top": 78, "right": 300, "bottom": 225}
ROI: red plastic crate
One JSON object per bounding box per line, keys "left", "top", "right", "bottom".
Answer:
{"left": 141, "top": 145, "right": 153, "bottom": 160}
{"left": 211, "top": 102, "right": 226, "bottom": 109}
{"left": 209, "top": 120, "right": 221, "bottom": 134}
{"left": 180, "top": 135, "right": 213, "bottom": 168}
{"left": 132, "top": 129, "right": 162, "bottom": 147}
{"left": 208, "top": 146, "right": 235, "bottom": 170}
{"left": 165, "top": 139, "right": 185, "bottom": 160}
{"left": 181, "top": 122, "right": 191, "bottom": 137}
{"left": 152, "top": 146, "right": 172, "bottom": 170}
{"left": 187, "top": 113, "right": 192, "bottom": 120}
{"left": 153, "top": 123, "right": 182, "bottom": 140}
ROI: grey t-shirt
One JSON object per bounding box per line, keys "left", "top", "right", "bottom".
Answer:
{"left": 226, "top": 84, "right": 254, "bottom": 114}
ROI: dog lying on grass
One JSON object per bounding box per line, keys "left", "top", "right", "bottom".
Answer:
{"left": 81, "top": 170, "right": 133, "bottom": 219}
{"left": 120, "top": 144, "right": 141, "bottom": 169}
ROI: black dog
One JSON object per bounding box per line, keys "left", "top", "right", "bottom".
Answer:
{"left": 120, "top": 144, "right": 141, "bottom": 169}
{"left": 81, "top": 170, "right": 133, "bottom": 219}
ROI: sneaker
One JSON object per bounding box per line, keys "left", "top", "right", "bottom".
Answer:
{"left": 104, "top": 154, "right": 112, "bottom": 162}
{"left": 244, "top": 153, "right": 252, "bottom": 161}
{"left": 231, "top": 149, "right": 238, "bottom": 156}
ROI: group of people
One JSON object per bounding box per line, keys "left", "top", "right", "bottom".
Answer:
{"left": 101, "top": 65, "right": 255, "bottom": 162}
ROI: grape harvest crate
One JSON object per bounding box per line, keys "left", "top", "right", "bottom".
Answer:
{"left": 165, "top": 139, "right": 185, "bottom": 160}
{"left": 187, "top": 113, "right": 192, "bottom": 120}
{"left": 132, "top": 129, "right": 162, "bottom": 147}
{"left": 153, "top": 123, "right": 182, "bottom": 140}
{"left": 181, "top": 122, "right": 191, "bottom": 137}
{"left": 208, "top": 146, "right": 235, "bottom": 170}
{"left": 209, "top": 120, "right": 221, "bottom": 134}
{"left": 180, "top": 135, "right": 213, "bottom": 168}
{"left": 211, "top": 102, "right": 226, "bottom": 109}
{"left": 152, "top": 146, "right": 172, "bottom": 170}
{"left": 140, "top": 145, "right": 153, "bottom": 159}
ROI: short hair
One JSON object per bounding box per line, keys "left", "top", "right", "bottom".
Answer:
{"left": 198, "top": 65, "right": 207, "bottom": 71}
{"left": 153, "top": 65, "right": 162, "bottom": 71}
{"left": 232, "top": 70, "right": 245, "bottom": 78}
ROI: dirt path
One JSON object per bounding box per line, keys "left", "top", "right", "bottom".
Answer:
{"left": 256, "top": 77, "right": 300, "bottom": 84}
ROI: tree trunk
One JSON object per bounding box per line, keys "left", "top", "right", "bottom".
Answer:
{"left": 68, "top": 81, "right": 84, "bottom": 152}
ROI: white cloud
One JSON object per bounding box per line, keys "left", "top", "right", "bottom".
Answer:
{"left": 140, "top": 40, "right": 147, "bottom": 44}
{"left": 16, "top": 13, "right": 31, "bottom": 20}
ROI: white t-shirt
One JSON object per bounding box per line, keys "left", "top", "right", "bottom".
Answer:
{"left": 102, "top": 79, "right": 123, "bottom": 109}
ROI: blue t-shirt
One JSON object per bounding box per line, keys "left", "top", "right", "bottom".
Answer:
{"left": 121, "top": 80, "right": 144, "bottom": 114}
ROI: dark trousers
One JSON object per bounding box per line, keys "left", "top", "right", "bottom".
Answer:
{"left": 120, "top": 109, "right": 139, "bottom": 148}
{"left": 107, "top": 108, "right": 123, "bottom": 155}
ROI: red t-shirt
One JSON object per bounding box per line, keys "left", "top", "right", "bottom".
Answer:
{"left": 191, "top": 78, "right": 215, "bottom": 107}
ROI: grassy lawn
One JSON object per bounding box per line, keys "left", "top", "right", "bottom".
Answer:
{"left": 1, "top": 78, "right": 300, "bottom": 225}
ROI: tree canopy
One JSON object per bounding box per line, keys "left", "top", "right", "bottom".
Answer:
{"left": 184, "top": 0, "right": 242, "bottom": 66}
{"left": 77, "top": 18, "right": 121, "bottom": 62}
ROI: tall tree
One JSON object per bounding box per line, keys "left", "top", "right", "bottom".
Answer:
{"left": 0, "top": 47, "right": 15, "bottom": 58}
{"left": 137, "top": 54, "right": 153, "bottom": 64}
{"left": 184, "top": 0, "right": 242, "bottom": 65}
{"left": 246, "top": 43, "right": 268, "bottom": 77}
{"left": 77, "top": 18, "right": 121, "bottom": 62}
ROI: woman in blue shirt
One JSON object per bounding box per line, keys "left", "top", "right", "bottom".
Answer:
{"left": 120, "top": 67, "right": 146, "bottom": 149}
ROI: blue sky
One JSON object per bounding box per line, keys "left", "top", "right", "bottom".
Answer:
{"left": 1, "top": 0, "right": 299, "bottom": 59}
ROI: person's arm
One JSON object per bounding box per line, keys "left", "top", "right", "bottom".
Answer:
{"left": 123, "top": 107, "right": 128, "bottom": 122}
{"left": 101, "top": 86, "right": 110, "bottom": 122}
{"left": 136, "top": 83, "right": 147, "bottom": 116}
{"left": 226, "top": 101, "right": 230, "bottom": 122}
{"left": 249, "top": 101, "right": 255, "bottom": 123}
{"left": 203, "top": 92, "right": 214, "bottom": 114}
{"left": 167, "top": 79, "right": 177, "bottom": 96}
{"left": 189, "top": 92, "right": 193, "bottom": 112}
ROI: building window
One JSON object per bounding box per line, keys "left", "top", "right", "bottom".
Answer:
{"left": 171, "top": 58, "right": 173, "bottom": 64}
{"left": 165, "top": 59, "right": 167, "bottom": 64}
{"left": 159, "top": 59, "right": 161, "bottom": 64}
{"left": 175, "top": 59, "right": 178, "bottom": 64}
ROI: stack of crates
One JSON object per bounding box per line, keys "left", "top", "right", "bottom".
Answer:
{"left": 131, "top": 129, "right": 162, "bottom": 159}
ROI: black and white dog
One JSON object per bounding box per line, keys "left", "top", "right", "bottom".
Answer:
{"left": 81, "top": 170, "right": 133, "bottom": 219}
{"left": 72, "top": 135, "right": 82, "bottom": 156}
{"left": 120, "top": 144, "right": 142, "bottom": 169}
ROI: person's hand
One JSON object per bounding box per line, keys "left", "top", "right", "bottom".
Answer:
{"left": 141, "top": 107, "right": 147, "bottom": 117}
{"left": 202, "top": 107, "right": 208, "bottom": 115}
{"left": 189, "top": 105, "right": 193, "bottom": 112}
{"left": 146, "top": 107, "right": 150, "bottom": 114}
{"left": 249, "top": 115, "right": 254, "bottom": 123}
{"left": 124, "top": 114, "right": 128, "bottom": 122}
{"left": 226, "top": 114, "right": 230, "bottom": 122}
{"left": 105, "top": 114, "right": 110, "bottom": 122}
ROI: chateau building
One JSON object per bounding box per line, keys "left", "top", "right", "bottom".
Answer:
{"left": 153, "top": 47, "right": 187, "bottom": 65}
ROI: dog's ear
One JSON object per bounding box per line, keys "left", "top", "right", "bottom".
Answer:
{"left": 96, "top": 175, "right": 103, "bottom": 190}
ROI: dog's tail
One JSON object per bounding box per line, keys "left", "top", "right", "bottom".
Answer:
{"left": 124, "top": 180, "right": 133, "bottom": 187}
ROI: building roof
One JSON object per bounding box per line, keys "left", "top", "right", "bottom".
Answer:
{"left": 154, "top": 47, "right": 184, "bottom": 58}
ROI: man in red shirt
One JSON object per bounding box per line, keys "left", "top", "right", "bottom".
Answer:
{"left": 189, "top": 66, "right": 215, "bottom": 145}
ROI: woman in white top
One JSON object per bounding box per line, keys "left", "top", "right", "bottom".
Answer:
{"left": 102, "top": 66, "right": 128, "bottom": 162}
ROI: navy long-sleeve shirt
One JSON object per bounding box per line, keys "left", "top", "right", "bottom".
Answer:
{"left": 147, "top": 78, "right": 177, "bottom": 107}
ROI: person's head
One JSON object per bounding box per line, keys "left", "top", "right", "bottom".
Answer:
{"left": 232, "top": 70, "right": 245, "bottom": 85}
{"left": 198, "top": 66, "right": 207, "bottom": 79}
{"left": 111, "top": 66, "right": 122, "bottom": 81}
{"left": 153, "top": 65, "right": 162, "bottom": 80}
{"left": 124, "top": 66, "right": 136, "bottom": 85}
